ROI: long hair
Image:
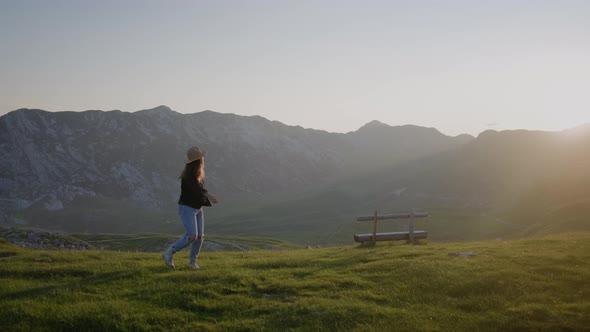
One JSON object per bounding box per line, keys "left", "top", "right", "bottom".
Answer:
{"left": 180, "top": 158, "right": 205, "bottom": 184}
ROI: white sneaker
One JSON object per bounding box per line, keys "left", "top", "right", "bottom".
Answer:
{"left": 162, "top": 249, "right": 175, "bottom": 269}
{"left": 188, "top": 261, "right": 200, "bottom": 269}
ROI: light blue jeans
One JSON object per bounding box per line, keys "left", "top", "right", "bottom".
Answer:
{"left": 171, "top": 204, "right": 204, "bottom": 262}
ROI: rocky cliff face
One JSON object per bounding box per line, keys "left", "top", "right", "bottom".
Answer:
{"left": 0, "top": 106, "right": 471, "bottom": 230}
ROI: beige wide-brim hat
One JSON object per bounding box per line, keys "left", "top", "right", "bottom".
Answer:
{"left": 186, "top": 146, "right": 207, "bottom": 164}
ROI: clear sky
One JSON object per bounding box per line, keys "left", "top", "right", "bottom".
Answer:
{"left": 1, "top": 0, "right": 589, "bottom": 136}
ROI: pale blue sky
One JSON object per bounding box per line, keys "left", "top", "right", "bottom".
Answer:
{"left": 1, "top": 0, "right": 589, "bottom": 136}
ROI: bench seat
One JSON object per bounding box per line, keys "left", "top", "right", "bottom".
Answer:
{"left": 354, "top": 231, "right": 428, "bottom": 243}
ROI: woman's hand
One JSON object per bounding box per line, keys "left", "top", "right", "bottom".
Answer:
{"left": 206, "top": 192, "right": 219, "bottom": 204}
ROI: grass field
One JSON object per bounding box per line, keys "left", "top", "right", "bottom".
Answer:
{"left": 0, "top": 233, "right": 589, "bottom": 331}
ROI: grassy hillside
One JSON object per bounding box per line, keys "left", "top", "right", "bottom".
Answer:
{"left": 503, "top": 174, "right": 590, "bottom": 236}
{"left": 208, "top": 195, "right": 531, "bottom": 246}
{"left": 1, "top": 233, "right": 589, "bottom": 331}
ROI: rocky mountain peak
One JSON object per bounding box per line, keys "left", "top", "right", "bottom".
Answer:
{"left": 135, "top": 105, "right": 175, "bottom": 115}
{"left": 357, "top": 120, "right": 389, "bottom": 131}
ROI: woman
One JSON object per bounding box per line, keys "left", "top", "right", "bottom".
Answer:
{"left": 162, "top": 146, "right": 219, "bottom": 269}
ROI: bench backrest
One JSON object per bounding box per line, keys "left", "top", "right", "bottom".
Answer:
{"left": 356, "top": 212, "right": 429, "bottom": 221}
{"left": 356, "top": 210, "right": 429, "bottom": 244}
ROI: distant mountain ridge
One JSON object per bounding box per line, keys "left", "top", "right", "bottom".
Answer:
{"left": 0, "top": 106, "right": 471, "bottom": 232}
{"left": 342, "top": 125, "right": 590, "bottom": 237}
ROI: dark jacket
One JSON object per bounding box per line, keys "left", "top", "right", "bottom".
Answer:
{"left": 178, "top": 176, "right": 211, "bottom": 209}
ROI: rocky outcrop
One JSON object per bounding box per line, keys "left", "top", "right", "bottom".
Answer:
{"left": 0, "top": 227, "right": 93, "bottom": 250}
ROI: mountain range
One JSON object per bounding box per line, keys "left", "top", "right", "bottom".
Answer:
{"left": 1, "top": 106, "right": 588, "bottom": 244}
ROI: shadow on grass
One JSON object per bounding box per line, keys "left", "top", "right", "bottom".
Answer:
{"left": 0, "top": 251, "right": 18, "bottom": 258}
{"left": 3, "top": 271, "right": 136, "bottom": 300}
{"left": 0, "top": 267, "right": 95, "bottom": 279}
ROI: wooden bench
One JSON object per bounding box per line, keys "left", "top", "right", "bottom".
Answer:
{"left": 354, "top": 210, "right": 429, "bottom": 245}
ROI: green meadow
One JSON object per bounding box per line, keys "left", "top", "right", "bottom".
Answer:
{"left": 1, "top": 233, "right": 589, "bottom": 331}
